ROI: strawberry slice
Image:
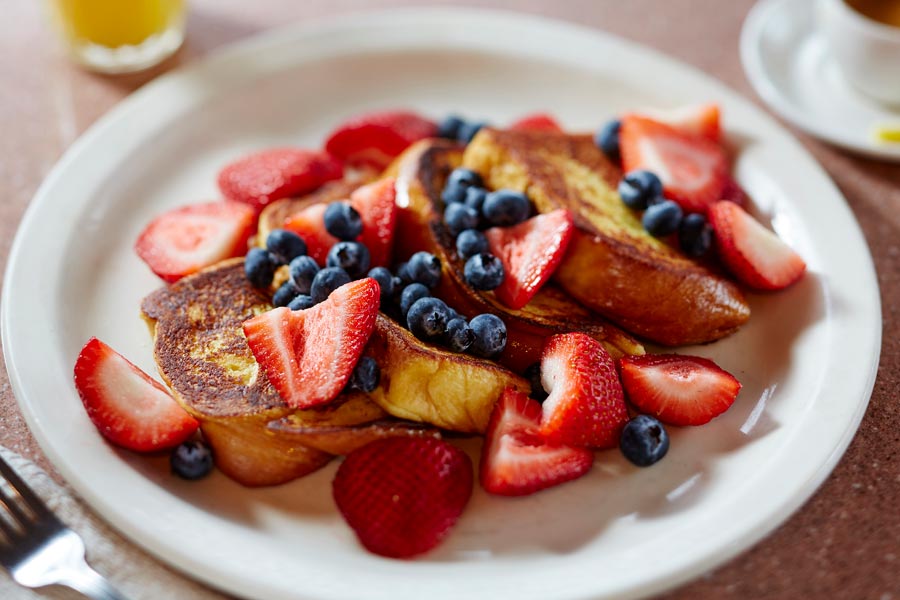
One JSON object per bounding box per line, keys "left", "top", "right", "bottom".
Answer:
{"left": 218, "top": 148, "right": 343, "bottom": 211}
{"left": 480, "top": 388, "right": 593, "bottom": 497}
{"left": 485, "top": 209, "right": 574, "bottom": 310}
{"left": 73, "top": 338, "right": 198, "bottom": 452}
{"left": 635, "top": 103, "right": 722, "bottom": 143}
{"left": 540, "top": 333, "right": 629, "bottom": 448}
{"left": 135, "top": 201, "right": 256, "bottom": 283}
{"left": 708, "top": 201, "right": 806, "bottom": 291}
{"left": 333, "top": 437, "right": 473, "bottom": 558}
{"left": 509, "top": 113, "right": 564, "bottom": 133}
{"left": 620, "top": 115, "right": 727, "bottom": 214}
{"left": 719, "top": 175, "right": 749, "bottom": 208}
{"left": 284, "top": 178, "right": 397, "bottom": 267}
{"left": 325, "top": 111, "right": 438, "bottom": 170}
{"left": 618, "top": 354, "right": 742, "bottom": 426}
{"left": 242, "top": 278, "right": 379, "bottom": 408}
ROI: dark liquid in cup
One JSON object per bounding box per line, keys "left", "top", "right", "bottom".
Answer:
{"left": 845, "top": 0, "right": 900, "bottom": 27}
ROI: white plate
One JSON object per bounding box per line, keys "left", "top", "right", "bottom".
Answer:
{"left": 1, "top": 8, "right": 882, "bottom": 600}
{"left": 741, "top": 0, "right": 900, "bottom": 161}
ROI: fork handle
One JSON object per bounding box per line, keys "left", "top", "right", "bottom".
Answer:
{"left": 57, "top": 564, "right": 129, "bottom": 600}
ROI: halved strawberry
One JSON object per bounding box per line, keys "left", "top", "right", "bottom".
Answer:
{"left": 283, "top": 178, "right": 397, "bottom": 267}
{"left": 73, "top": 338, "right": 198, "bottom": 452}
{"left": 618, "top": 354, "right": 741, "bottom": 426}
{"left": 324, "top": 111, "right": 438, "bottom": 170}
{"left": 242, "top": 278, "right": 379, "bottom": 408}
{"left": 135, "top": 201, "right": 256, "bottom": 283}
{"left": 708, "top": 201, "right": 806, "bottom": 291}
{"left": 509, "top": 113, "right": 564, "bottom": 133}
{"left": 635, "top": 103, "right": 721, "bottom": 143}
{"left": 719, "top": 175, "right": 749, "bottom": 208}
{"left": 485, "top": 209, "right": 574, "bottom": 310}
{"left": 540, "top": 333, "right": 629, "bottom": 448}
{"left": 218, "top": 148, "right": 343, "bottom": 210}
{"left": 620, "top": 115, "right": 727, "bottom": 214}
{"left": 480, "top": 388, "right": 593, "bottom": 497}
{"left": 333, "top": 437, "right": 473, "bottom": 559}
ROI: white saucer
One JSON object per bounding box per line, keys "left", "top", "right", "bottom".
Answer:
{"left": 741, "top": 0, "right": 900, "bottom": 161}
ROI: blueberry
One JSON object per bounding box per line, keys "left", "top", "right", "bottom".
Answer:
{"left": 395, "top": 261, "right": 414, "bottom": 284}
{"left": 406, "top": 251, "right": 442, "bottom": 288}
{"left": 438, "top": 115, "right": 465, "bottom": 140}
{"left": 618, "top": 170, "right": 664, "bottom": 210}
{"left": 458, "top": 121, "right": 487, "bottom": 143}
{"left": 310, "top": 267, "right": 351, "bottom": 303}
{"left": 288, "top": 294, "right": 315, "bottom": 310}
{"left": 619, "top": 415, "right": 669, "bottom": 467}
{"left": 399, "top": 283, "right": 431, "bottom": 317}
{"left": 323, "top": 202, "right": 363, "bottom": 241}
{"left": 265, "top": 229, "right": 307, "bottom": 264}
{"left": 390, "top": 275, "right": 404, "bottom": 298}
{"left": 469, "top": 314, "right": 507, "bottom": 358}
{"left": 445, "top": 318, "right": 475, "bottom": 353}
{"left": 642, "top": 200, "right": 684, "bottom": 237}
{"left": 678, "top": 213, "right": 713, "bottom": 257}
{"left": 444, "top": 203, "right": 480, "bottom": 236}
{"left": 482, "top": 190, "right": 531, "bottom": 227}
{"left": 244, "top": 248, "right": 278, "bottom": 288}
{"left": 595, "top": 119, "right": 622, "bottom": 162}
{"left": 272, "top": 281, "right": 301, "bottom": 307}
{"left": 464, "top": 253, "right": 504, "bottom": 291}
{"left": 406, "top": 297, "right": 453, "bottom": 341}
{"left": 348, "top": 356, "right": 380, "bottom": 393}
{"left": 456, "top": 229, "right": 489, "bottom": 260}
{"left": 442, "top": 168, "right": 483, "bottom": 205}
{"left": 326, "top": 241, "right": 371, "bottom": 279}
{"left": 289, "top": 255, "right": 320, "bottom": 294}
{"left": 524, "top": 362, "right": 548, "bottom": 402}
{"left": 170, "top": 440, "right": 213, "bottom": 480}
{"left": 367, "top": 266, "right": 395, "bottom": 302}
{"left": 464, "top": 186, "right": 488, "bottom": 213}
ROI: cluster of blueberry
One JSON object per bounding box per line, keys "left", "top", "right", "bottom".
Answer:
{"left": 440, "top": 167, "right": 531, "bottom": 291}
{"left": 596, "top": 121, "right": 714, "bottom": 257}
{"left": 436, "top": 115, "right": 489, "bottom": 145}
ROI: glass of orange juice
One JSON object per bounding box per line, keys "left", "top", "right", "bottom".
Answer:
{"left": 49, "top": 0, "right": 185, "bottom": 73}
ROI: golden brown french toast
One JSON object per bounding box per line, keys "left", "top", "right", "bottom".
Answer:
{"left": 462, "top": 128, "right": 750, "bottom": 345}
{"left": 387, "top": 139, "right": 644, "bottom": 372}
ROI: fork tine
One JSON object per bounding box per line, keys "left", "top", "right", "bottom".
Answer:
{"left": 0, "top": 488, "right": 29, "bottom": 533}
{"left": 0, "top": 455, "right": 53, "bottom": 522}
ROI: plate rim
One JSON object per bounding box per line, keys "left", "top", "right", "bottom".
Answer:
{"left": 2, "top": 7, "right": 883, "bottom": 600}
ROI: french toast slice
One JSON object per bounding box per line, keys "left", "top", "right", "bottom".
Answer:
{"left": 387, "top": 139, "right": 644, "bottom": 372}
{"left": 462, "top": 128, "right": 750, "bottom": 346}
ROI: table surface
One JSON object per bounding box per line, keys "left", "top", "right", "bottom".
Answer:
{"left": 1, "top": 1, "right": 898, "bottom": 598}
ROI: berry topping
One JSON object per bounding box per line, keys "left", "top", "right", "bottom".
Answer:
{"left": 332, "top": 438, "right": 473, "bottom": 559}
{"left": 618, "top": 354, "right": 742, "bottom": 426}
{"left": 366, "top": 266, "right": 395, "bottom": 303}
{"left": 485, "top": 209, "right": 574, "bottom": 310}
{"left": 480, "top": 388, "right": 593, "bottom": 497}
{"left": 218, "top": 148, "right": 342, "bottom": 210}
{"left": 637, "top": 103, "right": 722, "bottom": 143}
{"left": 170, "top": 440, "right": 214, "bottom": 480}
{"left": 456, "top": 229, "right": 489, "bottom": 260}
{"left": 437, "top": 115, "right": 465, "bottom": 140}
{"left": 642, "top": 200, "right": 684, "bottom": 237}
{"left": 444, "top": 203, "right": 480, "bottom": 236}
{"left": 347, "top": 356, "right": 381, "bottom": 393}
{"left": 708, "top": 201, "right": 807, "bottom": 291}
{"left": 442, "top": 168, "right": 483, "bottom": 205}
{"left": 457, "top": 121, "right": 488, "bottom": 143}
{"left": 324, "top": 202, "right": 363, "bottom": 241}
{"left": 463, "top": 253, "right": 505, "bottom": 291}
{"left": 523, "top": 362, "right": 548, "bottom": 402}
{"left": 324, "top": 110, "right": 438, "bottom": 170}
{"left": 310, "top": 267, "right": 352, "bottom": 304}
{"left": 265, "top": 228, "right": 307, "bottom": 264}
{"left": 282, "top": 203, "right": 335, "bottom": 265}
{"left": 244, "top": 247, "right": 279, "bottom": 289}
{"left": 469, "top": 314, "right": 507, "bottom": 358}
{"left": 288, "top": 255, "right": 320, "bottom": 294}
{"left": 540, "top": 333, "right": 629, "bottom": 448}
{"left": 619, "top": 415, "right": 669, "bottom": 467}
{"left": 326, "top": 241, "right": 371, "bottom": 279}
{"left": 444, "top": 318, "right": 475, "bottom": 353}
{"left": 595, "top": 119, "right": 622, "bottom": 163}
{"left": 399, "top": 283, "right": 431, "bottom": 318}
{"left": 618, "top": 170, "right": 664, "bottom": 210}
{"left": 678, "top": 213, "right": 713, "bottom": 257}
{"left": 272, "top": 280, "right": 301, "bottom": 307}
{"left": 135, "top": 201, "right": 255, "bottom": 283}
{"left": 406, "top": 297, "right": 453, "bottom": 342}
{"left": 243, "top": 278, "right": 379, "bottom": 408}
{"left": 719, "top": 175, "right": 749, "bottom": 208}
{"left": 463, "top": 186, "right": 488, "bottom": 213}
{"left": 73, "top": 338, "right": 199, "bottom": 452}
{"left": 509, "top": 113, "right": 563, "bottom": 132}
{"left": 405, "top": 251, "right": 442, "bottom": 288}
{"left": 288, "top": 294, "right": 315, "bottom": 311}
{"left": 620, "top": 115, "right": 727, "bottom": 214}
{"left": 482, "top": 190, "right": 531, "bottom": 227}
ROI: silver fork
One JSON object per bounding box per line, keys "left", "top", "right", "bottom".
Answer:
{"left": 0, "top": 454, "right": 129, "bottom": 599}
